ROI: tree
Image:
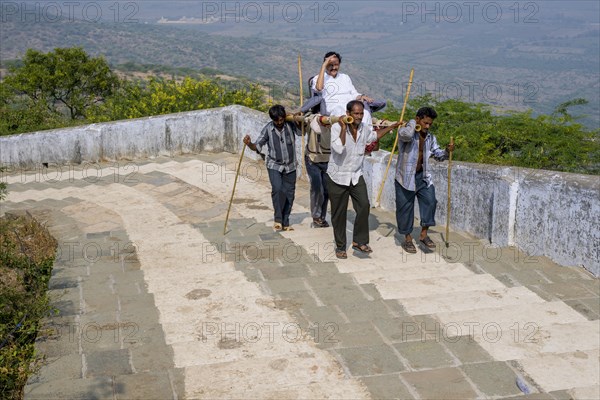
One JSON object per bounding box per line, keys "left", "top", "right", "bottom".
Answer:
{"left": 0, "top": 81, "right": 65, "bottom": 135}
{"left": 3, "top": 48, "right": 118, "bottom": 120}
{"left": 88, "top": 76, "right": 267, "bottom": 122}
{"left": 552, "top": 98, "right": 588, "bottom": 123}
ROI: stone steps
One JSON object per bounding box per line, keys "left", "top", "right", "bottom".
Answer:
{"left": 434, "top": 301, "right": 589, "bottom": 330}
{"left": 352, "top": 262, "right": 474, "bottom": 284}
{"left": 517, "top": 349, "right": 600, "bottom": 392}
{"left": 474, "top": 320, "right": 600, "bottom": 360}
{"left": 376, "top": 274, "right": 507, "bottom": 299}
{"left": 399, "top": 286, "right": 547, "bottom": 315}
{"left": 3, "top": 154, "right": 596, "bottom": 399}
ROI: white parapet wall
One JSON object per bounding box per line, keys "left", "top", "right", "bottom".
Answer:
{"left": 364, "top": 154, "right": 599, "bottom": 277}
{"left": 1, "top": 105, "right": 598, "bottom": 276}
{"left": 0, "top": 106, "right": 268, "bottom": 165}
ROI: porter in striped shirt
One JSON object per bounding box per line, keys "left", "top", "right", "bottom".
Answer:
{"left": 243, "top": 105, "right": 302, "bottom": 231}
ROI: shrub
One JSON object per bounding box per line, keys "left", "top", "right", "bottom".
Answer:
{"left": 0, "top": 214, "right": 57, "bottom": 399}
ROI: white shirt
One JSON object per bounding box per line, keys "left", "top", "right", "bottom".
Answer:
{"left": 327, "top": 122, "right": 377, "bottom": 186}
{"left": 312, "top": 72, "right": 372, "bottom": 125}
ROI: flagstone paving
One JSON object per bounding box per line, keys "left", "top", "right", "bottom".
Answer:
{"left": 2, "top": 153, "right": 598, "bottom": 399}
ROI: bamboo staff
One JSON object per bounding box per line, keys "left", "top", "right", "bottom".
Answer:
{"left": 285, "top": 114, "right": 310, "bottom": 123}
{"left": 285, "top": 114, "right": 353, "bottom": 125}
{"left": 298, "top": 54, "right": 306, "bottom": 177}
{"left": 318, "top": 115, "right": 353, "bottom": 125}
{"left": 445, "top": 137, "right": 454, "bottom": 247}
{"left": 375, "top": 68, "right": 415, "bottom": 206}
{"left": 223, "top": 143, "right": 246, "bottom": 235}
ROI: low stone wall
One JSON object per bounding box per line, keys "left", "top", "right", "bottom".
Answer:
{"left": 0, "top": 106, "right": 268, "bottom": 165}
{"left": 1, "top": 106, "right": 598, "bottom": 276}
{"left": 364, "top": 156, "right": 599, "bottom": 276}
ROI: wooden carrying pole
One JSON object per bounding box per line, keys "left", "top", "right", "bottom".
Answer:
{"left": 298, "top": 54, "right": 306, "bottom": 177}
{"left": 285, "top": 114, "right": 353, "bottom": 125}
{"left": 223, "top": 143, "right": 246, "bottom": 235}
{"left": 375, "top": 68, "right": 415, "bottom": 205}
{"left": 285, "top": 114, "right": 308, "bottom": 123}
{"left": 445, "top": 137, "right": 454, "bottom": 247}
{"left": 318, "top": 115, "right": 353, "bottom": 125}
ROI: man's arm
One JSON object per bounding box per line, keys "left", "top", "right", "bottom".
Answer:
{"left": 397, "top": 119, "right": 416, "bottom": 142}
{"left": 243, "top": 135, "right": 257, "bottom": 152}
{"left": 375, "top": 121, "right": 401, "bottom": 140}
{"left": 315, "top": 56, "right": 336, "bottom": 92}
{"left": 330, "top": 123, "right": 345, "bottom": 154}
{"left": 244, "top": 124, "right": 270, "bottom": 153}
{"left": 289, "top": 121, "right": 303, "bottom": 136}
{"left": 346, "top": 76, "right": 374, "bottom": 103}
{"left": 430, "top": 135, "right": 454, "bottom": 161}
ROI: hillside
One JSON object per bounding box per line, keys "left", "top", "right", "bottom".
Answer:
{"left": 1, "top": 1, "right": 598, "bottom": 127}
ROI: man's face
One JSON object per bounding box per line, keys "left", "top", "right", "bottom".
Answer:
{"left": 415, "top": 116, "right": 434, "bottom": 133}
{"left": 273, "top": 116, "right": 285, "bottom": 130}
{"left": 326, "top": 57, "right": 340, "bottom": 78}
{"left": 348, "top": 104, "right": 364, "bottom": 126}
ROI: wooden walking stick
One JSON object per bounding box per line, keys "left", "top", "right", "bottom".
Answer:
{"left": 445, "top": 137, "right": 454, "bottom": 247}
{"left": 298, "top": 54, "right": 306, "bottom": 178}
{"left": 223, "top": 143, "right": 246, "bottom": 235}
{"left": 376, "top": 68, "right": 415, "bottom": 206}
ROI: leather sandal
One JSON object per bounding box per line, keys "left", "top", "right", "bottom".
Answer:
{"left": 335, "top": 248, "right": 347, "bottom": 259}
{"left": 352, "top": 242, "right": 373, "bottom": 253}
{"left": 402, "top": 240, "right": 417, "bottom": 254}
{"left": 312, "top": 218, "right": 329, "bottom": 228}
{"left": 420, "top": 236, "right": 436, "bottom": 249}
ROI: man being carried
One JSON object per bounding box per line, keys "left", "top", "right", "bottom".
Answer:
{"left": 302, "top": 51, "right": 385, "bottom": 228}
{"left": 313, "top": 51, "right": 378, "bottom": 124}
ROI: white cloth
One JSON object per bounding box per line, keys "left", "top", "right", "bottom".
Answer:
{"left": 312, "top": 72, "right": 372, "bottom": 125}
{"left": 327, "top": 122, "right": 376, "bottom": 186}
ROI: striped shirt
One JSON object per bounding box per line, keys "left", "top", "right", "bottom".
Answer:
{"left": 395, "top": 120, "right": 448, "bottom": 191}
{"left": 255, "top": 121, "right": 300, "bottom": 173}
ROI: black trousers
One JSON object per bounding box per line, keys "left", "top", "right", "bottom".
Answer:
{"left": 325, "top": 174, "right": 370, "bottom": 250}
{"left": 267, "top": 168, "right": 296, "bottom": 227}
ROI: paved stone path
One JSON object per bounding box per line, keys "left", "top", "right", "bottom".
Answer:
{"left": 2, "top": 153, "right": 598, "bottom": 399}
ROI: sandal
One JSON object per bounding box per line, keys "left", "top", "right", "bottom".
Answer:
{"left": 352, "top": 242, "right": 373, "bottom": 254}
{"left": 312, "top": 218, "right": 329, "bottom": 228}
{"left": 282, "top": 226, "right": 294, "bottom": 231}
{"left": 419, "top": 236, "right": 436, "bottom": 249}
{"left": 402, "top": 240, "right": 417, "bottom": 254}
{"left": 273, "top": 223, "right": 282, "bottom": 230}
{"left": 335, "top": 248, "right": 347, "bottom": 259}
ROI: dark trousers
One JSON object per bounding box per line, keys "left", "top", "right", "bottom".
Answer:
{"left": 326, "top": 174, "right": 370, "bottom": 250}
{"left": 395, "top": 171, "right": 437, "bottom": 235}
{"left": 305, "top": 156, "right": 329, "bottom": 220}
{"left": 267, "top": 168, "right": 296, "bottom": 227}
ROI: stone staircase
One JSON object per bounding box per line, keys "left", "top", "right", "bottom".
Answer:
{"left": 2, "top": 153, "right": 597, "bottom": 399}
